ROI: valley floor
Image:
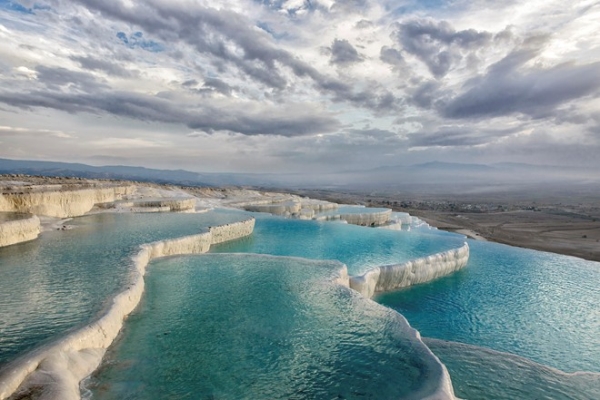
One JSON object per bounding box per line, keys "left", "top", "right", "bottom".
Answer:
{"left": 407, "top": 209, "right": 600, "bottom": 262}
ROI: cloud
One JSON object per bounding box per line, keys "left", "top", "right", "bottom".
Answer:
{"left": 329, "top": 38, "right": 364, "bottom": 65}
{"left": 406, "top": 124, "right": 524, "bottom": 147}
{"left": 0, "top": 88, "right": 341, "bottom": 136}
{"left": 116, "top": 31, "right": 163, "bottom": 52}
{"left": 266, "top": 127, "right": 407, "bottom": 170}
{"left": 0, "top": 0, "right": 33, "bottom": 14}
{"left": 74, "top": 1, "right": 302, "bottom": 90}
{"left": 355, "top": 19, "right": 373, "bottom": 29}
{"left": 409, "top": 80, "right": 444, "bottom": 109}
{"left": 379, "top": 46, "right": 404, "bottom": 68}
{"left": 71, "top": 55, "right": 137, "bottom": 78}
{"left": 13, "top": 66, "right": 37, "bottom": 79}
{"left": 1, "top": 0, "right": 599, "bottom": 172}
{"left": 0, "top": 125, "right": 74, "bottom": 138}
{"left": 71, "top": 0, "right": 386, "bottom": 110}
{"left": 392, "top": 19, "right": 492, "bottom": 78}
{"left": 34, "top": 65, "right": 109, "bottom": 92}
{"left": 180, "top": 77, "right": 238, "bottom": 97}
{"left": 330, "top": 0, "right": 371, "bottom": 14}
{"left": 440, "top": 57, "right": 600, "bottom": 119}
{"left": 198, "top": 77, "right": 236, "bottom": 96}
{"left": 90, "top": 137, "right": 165, "bottom": 148}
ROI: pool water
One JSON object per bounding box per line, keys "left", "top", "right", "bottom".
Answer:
{"left": 90, "top": 254, "right": 447, "bottom": 400}
{"left": 1, "top": 207, "right": 599, "bottom": 400}
{"left": 376, "top": 240, "right": 600, "bottom": 373}
{"left": 212, "top": 214, "right": 464, "bottom": 275}
{"left": 425, "top": 339, "right": 600, "bottom": 400}
{"left": 0, "top": 210, "right": 249, "bottom": 366}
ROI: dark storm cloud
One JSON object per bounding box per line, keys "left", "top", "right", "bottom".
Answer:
{"left": 71, "top": 55, "right": 136, "bottom": 77}
{"left": 392, "top": 19, "right": 491, "bottom": 78}
{"left": 329, "top": 39, "right": 363, "bottom": 65}
{"left": 0, "top": 89, "right": 340, "bottom": 137}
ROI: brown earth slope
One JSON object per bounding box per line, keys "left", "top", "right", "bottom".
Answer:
{"left": 408, "top": 209, "right": 600, "bottom": 262}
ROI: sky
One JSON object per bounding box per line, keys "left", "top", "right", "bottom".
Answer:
{"left": 0, "top": 0, "right": 599, "bottom": 173}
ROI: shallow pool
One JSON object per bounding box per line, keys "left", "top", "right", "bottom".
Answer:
{"left": 90, "top": 254, "right": 447, "bottom": 400}
{"left": 0, "top": 210, "right": 249, "bottom": 366}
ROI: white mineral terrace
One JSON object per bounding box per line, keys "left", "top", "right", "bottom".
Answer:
{"left": 0, "top": 184, "right": 200, "bottom": 247}
{"left": 0, "top": 185, "right": 135, "bottom": 218}
{"left": 96, "top": 197, "right": 197, "bottom": 213}
{"left": 315, "top": 208, "right": 393, "bottom": 226}
{"left": 349, "top": 243, "right": 470, "bottom": 299}
{"left": 0, "top": 184, "right": 467, "bottom": 400}
{"left": 0, "top": 214, "right": 40, "bottom": 247}
{"left": 234, "top": 196, "right": 394, "bottom": 227}
{"left": 237, "top": 197, "right": 339, "bottom": 219}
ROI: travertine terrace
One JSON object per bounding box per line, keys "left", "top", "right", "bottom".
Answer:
{"left": 0, "top": 214, "right": 40, "bottom": 247}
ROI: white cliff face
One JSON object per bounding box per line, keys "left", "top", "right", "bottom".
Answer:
{"left": 100, "top": 197, "right": 197, "bottom": 213}
{"left": 394, "top": 212, "right": 413, "bottom": 225}
{"left": 379, "top": 212, "right": 413, "bottom": 230}
{"left": 244, "top": 202, "right": 302, "bottom": 216}
{"left": 242, "top": 199, "right": 338, "bottom": 219}
{"left": 0, "top": 186, "right": 135, "bottom": 218}
{"left": 379, "top": 222, "right": 403, "bottom": 230}
{"left": 340, "top": 209, "right": 392, "bottom": 226}
{"left": 316, "top": 209, "right": 393, "bottom": 226}
{"left": 0, "top": 215, "right": 40, "bottom": 247}
{"left": 209, "top": 220, "right": 256, "bottom": 244}
{"left": 0, "top": 218, "right": 255, "bottom": 400}
{"left": 350, "top": 243, "right": 470, "bottom": 299}
{"left": 134, "top": 198, "right": 196, "bottom": 211}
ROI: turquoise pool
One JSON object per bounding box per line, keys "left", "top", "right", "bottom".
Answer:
{"left": 1, "top": 207, "right": 599, "bottom": 399}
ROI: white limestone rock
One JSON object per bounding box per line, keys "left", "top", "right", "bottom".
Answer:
{"left": 0, "top": 215, "right": 40, "bottom": 247}
{"left": 350, "top": 243, "right": 470, "bottom": 299}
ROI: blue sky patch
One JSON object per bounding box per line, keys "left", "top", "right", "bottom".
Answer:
{"left": 389, "top": 0, "right": 450, "bottom": 16}
{"left": 0, "top": 0, "right": 34, "bottom": 14}
{"left": 116, "top": 31, "right": 164, "bottom": 52}
{"left": 257, "top": 22, "right": 289, "bottom": 41}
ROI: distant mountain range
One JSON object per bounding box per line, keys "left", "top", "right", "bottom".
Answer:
{"left": 0, "top": 158, "right": 597, "bottom": 194}
{"left": 0, "top": 158, "right": 280, "bottom": 187}
{"left": 0, "top": 158, "right": 203, "bottom": 183}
